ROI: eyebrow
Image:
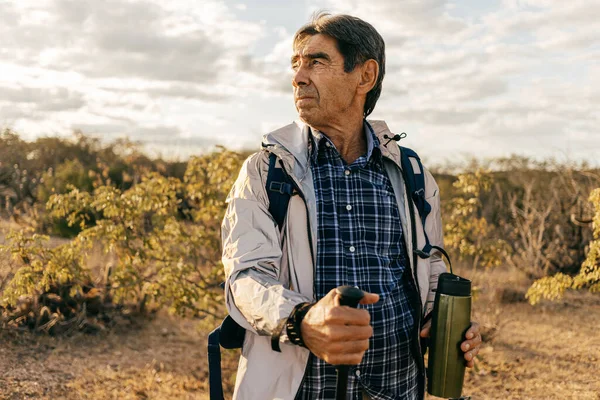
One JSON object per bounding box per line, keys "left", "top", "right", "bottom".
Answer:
{"left": 291, "top": 52, "right": 331, "bottom": 64}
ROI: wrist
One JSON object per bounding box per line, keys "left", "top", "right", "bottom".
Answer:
{"left": 286, "top": 302, "right": 314, "bottom": 348}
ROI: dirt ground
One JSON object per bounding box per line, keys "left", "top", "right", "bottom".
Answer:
{"left": 0, "top": 265, "right": 599, "bottom": 399}
{"left": 447, "top": 265, "right": 600, "bottom": 400}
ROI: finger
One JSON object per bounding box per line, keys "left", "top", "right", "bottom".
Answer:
{"left": 342, "top": 308, "right": 372, "bottom": 325}
{"left": 463, "top": 346, "right": 480, "bottom": 362}
{"left": 325, "top": 307, "right": 372, "bottom": 326}
{"left": 461, "top": 333, "right": 482, "bottom": 352}
{"left": 328, "top": 324, "right": 373, "bottom": 341}
{"left": 465, "top": 322, "right": 480, "bottom": 340}
{"left": 326, "top": 288, "right": 342, "bottom": 306}
{"left": 328, "top": 339, "right": 370, "bottom": 354}
{"left": 465, "top": 359, "right": 474, "bottom": 368}
{"left": 359, "top": 292, "right": 380, "bottom": 305}
{"left": 326, "top": 351, "right": 368, "bottom": 365}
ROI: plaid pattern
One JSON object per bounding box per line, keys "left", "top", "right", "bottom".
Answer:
{"left": 296, "top": 124, "right": 419, "bottom": 400}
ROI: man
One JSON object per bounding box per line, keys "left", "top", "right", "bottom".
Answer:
{"left": 221, "top": 13, "right": 482, "bottom": 400}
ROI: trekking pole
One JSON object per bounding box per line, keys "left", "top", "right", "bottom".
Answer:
{"left": 335, "top": 286, "right": 365, "bottom": 400}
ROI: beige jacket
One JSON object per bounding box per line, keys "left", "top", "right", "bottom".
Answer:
{"left": 221, "top": 120, "right": 447, "bottom": 400}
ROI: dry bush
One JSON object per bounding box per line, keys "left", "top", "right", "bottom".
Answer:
{"left": 459, "top": 157, "right": 600, "bottom": 284}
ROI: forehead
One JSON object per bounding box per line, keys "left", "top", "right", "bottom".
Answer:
{"left": 293, "top": 34, "right": 341, "bottom": 58}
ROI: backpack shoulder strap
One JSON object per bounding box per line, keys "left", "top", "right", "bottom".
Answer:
{"left": 399, "top": 146, "right": 433, "bottom": 256}
{"left": 399, "top": 146, "right": 453, "bottom": 273}
{"left": 266, "top": 152, "right": 295, "bottom": 229}
{"left": 208, "top": 327, "right": 225, "bottom": 400}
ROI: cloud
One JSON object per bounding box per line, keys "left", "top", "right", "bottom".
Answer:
{"left": 0, "top": 0, "right": 265, "bottom": 89}
{"left": 0, "top": 0, "right": 598, "bottom": 164}
{"left": 0, "top": 0, "right": 270, "bottom": 147}
{"left": 0, "top": 86, "right": 85, "bottom": 114}
{"left": 309, "top": 0, "right": 466, "bottom": 39}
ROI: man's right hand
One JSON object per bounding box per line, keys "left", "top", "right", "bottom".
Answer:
{"left": 301, "top": 288, "right": 379, "bottom": 365}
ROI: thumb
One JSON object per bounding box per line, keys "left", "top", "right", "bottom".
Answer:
{"left": 359, "top": 292, "right": 380, "bottom": 305}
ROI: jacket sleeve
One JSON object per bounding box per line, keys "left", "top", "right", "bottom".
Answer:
{"left": 221, "top": 152, "right": 312, "bottom": 338}
{"left": 423, "top": 169, "right": 449, "bottom": 316}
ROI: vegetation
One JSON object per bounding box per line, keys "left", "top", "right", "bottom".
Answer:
{"left": 1, "top": 130, "right": 245, "bottom": 332}
{"left": 0, "top": 129, "right": 598, "bottom": 398}
{"left": 443, "top": 169, "right": 510, "bottom": 270}
{"left": 527, "top": 188, "right": 600, "bottom": 304}
{"left": 0, "top": 129, "right": 599, "bottom": 336}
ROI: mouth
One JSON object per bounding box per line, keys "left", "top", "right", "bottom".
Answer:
{"left": 295, "top": 96, "right": 316, "bottom": 106}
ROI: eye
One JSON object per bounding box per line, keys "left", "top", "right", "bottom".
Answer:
{"left": 311, "top": 59, "right": 323, "bottom": 66}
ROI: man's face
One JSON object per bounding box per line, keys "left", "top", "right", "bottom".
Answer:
{"left": 291, "top": 34, "right": 361, "bottom": 127}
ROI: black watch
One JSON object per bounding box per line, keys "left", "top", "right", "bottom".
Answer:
{"left": 286, "top": 302, "right": 314, "bottom": 348}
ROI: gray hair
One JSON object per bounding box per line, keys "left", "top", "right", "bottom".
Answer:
{"left": 293, "top": 12, "right": 386, "bottom": 117}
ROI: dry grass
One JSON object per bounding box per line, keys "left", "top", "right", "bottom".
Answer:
{"left": 455, "top": 266, "right": 600, "bottom": 400}
{"left": 0, "top": 312, "right": 240, "bottom": 400}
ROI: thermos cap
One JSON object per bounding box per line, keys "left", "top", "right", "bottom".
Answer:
{"left": 437, "top": 273, "right": 471, "bottom": 297}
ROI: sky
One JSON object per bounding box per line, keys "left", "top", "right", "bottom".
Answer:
{"left": 0, "top": 0, "right": 598, "bottom": 165}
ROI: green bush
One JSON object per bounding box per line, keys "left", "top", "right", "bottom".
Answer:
{"left": 443, "top": 169, "right": 510, "bottom": 270}
{"left": 0, "top": 147, "right": 245, "bottom": 334}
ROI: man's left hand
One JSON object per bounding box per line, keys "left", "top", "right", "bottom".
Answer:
{"left": 420, "top": 321, "right": 482, "bottom": 368}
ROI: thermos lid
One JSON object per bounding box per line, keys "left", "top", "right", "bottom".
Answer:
{"left": 437, "top": 272, "right": 471, "bottom": 297}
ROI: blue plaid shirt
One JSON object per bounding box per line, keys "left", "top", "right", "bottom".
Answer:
{"left": 296, "top": 123, "right": 419, "bottom": 400}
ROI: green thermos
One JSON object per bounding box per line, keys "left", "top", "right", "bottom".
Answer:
{"left": 427, "top": 272, "right": 472, "bottom": 399}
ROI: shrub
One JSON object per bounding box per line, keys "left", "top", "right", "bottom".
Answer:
{"left": 0, "top": 147, "right": 245, "bottom": 332}
{"left": 527, "top": 188, "right": 600, "bottom": 304}
{"left": 0, "top": 229, "right": 104, "bottom": 334}
{"left": 443, "top": 169, "right": 510, "bottom": 269}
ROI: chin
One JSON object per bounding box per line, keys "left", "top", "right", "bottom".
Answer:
{"left": 297, "top": 110, "right": 321, "bottom": 127}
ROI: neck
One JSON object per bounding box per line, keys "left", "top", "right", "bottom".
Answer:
{"left": 311, "top": 117, "right": 366, "bottom": 164}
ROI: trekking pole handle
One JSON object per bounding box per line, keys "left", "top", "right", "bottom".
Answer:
{"left": 337, "top": 286, "right": 364, "bottom": 308}
{"left": 335, "top": 286, "right": 365, "bottom": 400}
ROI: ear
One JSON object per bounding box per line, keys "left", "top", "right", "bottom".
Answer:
{"left": 357, "top": 59, "right": 379, "bottom": 95}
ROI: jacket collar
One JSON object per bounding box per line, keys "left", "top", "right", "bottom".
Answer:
{"left": 261, "top": 119, "right": 403, "bottom": 179}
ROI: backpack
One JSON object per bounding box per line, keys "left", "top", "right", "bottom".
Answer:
{"left": 208, "top": 146, "right": 445, "bottom": 400}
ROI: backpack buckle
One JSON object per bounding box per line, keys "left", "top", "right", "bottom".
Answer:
{"left": 269, "top": 181, "right": 294, "bottom": 195}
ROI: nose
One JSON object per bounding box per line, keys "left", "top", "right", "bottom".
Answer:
{"left": 292, "top": 62, "right": 310, "bottom": 87}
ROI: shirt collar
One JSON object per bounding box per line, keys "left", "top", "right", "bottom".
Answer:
{"left": 309, "top": 120, "right": 380, "bottom": 164}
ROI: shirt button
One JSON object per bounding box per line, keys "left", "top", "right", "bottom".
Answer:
{"left": 349, "top": 246, "right": 356, "bottom": 253}
{"left": 344, "top": 169, "right": 351, "bottom": 176}
{"left": 355, "top": 369, "right": 361, "bottom": 377}
{"left": 325, "top": 141, "right": 331, "bottom": 147}
{"left": 346, "top": 204, "right": 352, "bottom": 211}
